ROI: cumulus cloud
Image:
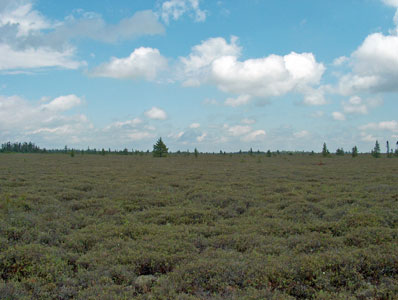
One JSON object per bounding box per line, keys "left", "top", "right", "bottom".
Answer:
{"left": 0, "top": 1, "right": 83, "bottom": 70}
{"left": 145, "top": 107, "right": 167, "bottom": 120}
{"left": 180, "top": 37, "right": 325, "bottom": 103}
{"left": 381, "top": 0, "right": 398, "bottom": 8}
{"left": 180, "top": 36, "right": 241, "bottom": 83}
{"left": 293, "top": 130, "right": 310, "bottom": 138}
{"left": 242, "top": 130, "right": 266, "bottom": 142}
{"left": 224, "top": 95, "right": 251, "bottom": 107}
{"left": 332, "top": 112, "right": 346, "bottom": 121}
{"left": 223, "top": 123, "right": 266, "bottom": 142}
{"left": 91, "top": 47, "right": 168, "bottom": 80}
{"left": 360, "top": 120, "right": 398, "bottom": 132}
{"left": 211, "top": 51, "right": 325, "bottom": 98}
{"left": 339, "top": 95, "right": 382, "bottom": 115}
{"left": 0, "top": 0, "right": 51, "bottom": 36}
{"left": 0, "top": 1, "right": 164, "bottom": 71}
{"left": 0, "top": 94, "right": 91, "bottom": 145}
{"left": 359, "top": 119, "right": 398, "bottom": 142}
{"left": 0, "top": 44, "right": 84, "bottom": 71}
{"left": 227, "top": 125, "right": 252, "bottom": 136}
{"left": 333, "top": 56, "right": 349, "bottom": 66}
{"left": 189, "top": 123, "right": 200, "bottom": 128}
{"left": 41, "top": 94, "right": 82, "bottom": 112}
{"left": 338, "top": 33, "right": 398, "bottom": 94}
{"left": 197, "top": 132, "right": 207, "bottom": 142}
{"left": 159, "top": 0, "right": 206, "bottom": 24}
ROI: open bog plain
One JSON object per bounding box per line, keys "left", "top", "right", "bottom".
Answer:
{"left": 1, "top": 153, "right": 398, "bottom": 299}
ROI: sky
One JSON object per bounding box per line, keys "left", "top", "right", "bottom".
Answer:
{"left": 0, "top": 0, "right": 398, "bottom": 152}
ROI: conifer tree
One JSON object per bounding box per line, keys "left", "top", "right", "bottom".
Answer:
{"left": 153, "top": 138, "right": 168, "bottom": 157}
{"left": 322, "top": 143, "right": 330, "bottom": 157}
{"left": 371, "top": 140, "right": 381, "bottom": 158}
{"left": 352, "top": 146, "right": 358, "bottom": 157}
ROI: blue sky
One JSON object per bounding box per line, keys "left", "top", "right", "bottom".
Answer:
{"left": 0, "top": 0, "right": 397, "bottom": 152}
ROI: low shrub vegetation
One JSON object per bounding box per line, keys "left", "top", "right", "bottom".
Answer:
{"left": 0, "top": 153, "right": 397, "bottom": 299}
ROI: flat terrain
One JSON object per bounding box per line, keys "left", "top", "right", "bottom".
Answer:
{"left": 1, "top": 153, "right": 398, "bottom": 299}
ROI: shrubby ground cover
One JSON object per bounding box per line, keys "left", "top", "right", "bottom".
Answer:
{"left": 0, "top": 153, "right": 398, "bottom": 299}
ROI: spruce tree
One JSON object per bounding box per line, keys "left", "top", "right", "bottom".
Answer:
{"left": 153, "top": 138, "right": 168, "bottom": 157}
{"left": 352, "top": 146, "right": 358, "bottom": 157}
{"left": 322, "top": 143, "right": 330, "bottom": 157}
{"left": 371, "top": 140, "right": 381, "bottom": 158}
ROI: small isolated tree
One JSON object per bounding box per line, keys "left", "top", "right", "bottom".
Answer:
{"left": 266, "top": 150, "right": 272, "bottom": 157}
{"left": 153, "top": 137, "right": 168, "bottom": 157}
{"left": 352, "top": 146, "right": 358, "bottom": 157}
{"left": 322, "top": 143, "right": 330, "bottom": 157}
{"left": 194, "top": 148, "right": 199, "bottom": 158}
{"left": 249, "top": 148, "right": 253, "bottom": 156}
{"left": 386, "top": 141, "right": 391, "bottom": 158}
{"left": 336, "top": 148, "right": 344, "bottom": 156}
{"left": 371, "top": 140, "right": 381, "bottom": 158}
{"left": 70, "top": 149, "right": 75, "bottom": 158}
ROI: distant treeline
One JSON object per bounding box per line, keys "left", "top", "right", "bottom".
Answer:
{"left": 1, "top": 142, "right": 44, "bottom": 153}
{"left": 1, "top": 141, "right": 398, "bottom": 157}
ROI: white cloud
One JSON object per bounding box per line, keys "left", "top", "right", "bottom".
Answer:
{"left": 382, "top": 0, "right": 398, "bottom": 7}
{"left": 197, "top": 132, "right": 207, "bottom": 142}
{"left": 0, "top": 94, "right": 91, "bottom": 144}
{"left": 0, "top": 1, "right": 83, "bottom": 71}
{"left": 360, "top": 120, "right": 398, "bottom": 132}
{"left": 145, "top": 107, "right": 167, "bottom": 120}
{"left": 180, "top": 36, "right": 241, "bottom": 83}
{"left": 227, "top": 125, "right": 251, "bottom": 136}
{"left": 339, "top": 95, "right": 383, "bottom": 116}
{"left": 160, "top": 0, "right": 206, "bottom": 24}
{"left": 333, "top": 56, "right": 349, "bottom": 66}
{"left": 338, "top": 33, "right": 398, "bottom": 94}
{"left": 302, "top": 87, "right": 327, "bottom": 105}
{"left": 128, "top": 131, "right": 155, "bottom": 141}
{"left": 0, "top": 0, "right": 51, "bottom": 37}
{"left": 0, "top": 44, "right": 84, "bottom": 71}
{"left": 0, "top": 1, "right": 164, "bottom": 71}
{"left": 360, "top": 132, "right": 378, "bottom": 142}
{"left": 52, "top": 10, "right": 164, "bottom": 44}
{"left": 91, "top": 47, "right": 167, "bottom": 80}
{"left": 211, "top": 51, "right": 325, "bottom": 98}
{"left": 42, "top": 94, "right": 82, "bottom": 112}
{"left": 107, "top": 118, "right": 143, "bottom": 129}
{"left": 332, "top": 111, "right": 346, "bottom": 121}
{"left": 180, "top": 37, "right": 325, "bottom": 102}
{"left": 189, "top": 123, "right": 200, "bottom": 128}
{"left": 242, "top": 130, "right": 266, "bottom": 142}
{"left": 224, "top": 95, "right": 251, "bottom": 107}
{"left": 293, "top": 130, "right": 310, "bottom": 138}
{"left": 241, "top": 118, "right": 255, "bottom": 125}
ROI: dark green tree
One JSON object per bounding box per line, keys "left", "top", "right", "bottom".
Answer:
{"left": 352, "top": 146, "right": 358, "bottom": 157}
{"left": 194, "top": 148, "right": 199, "bottom": 158}
{"left": 322, "top": 143, "right": 330, "bottom": 157}
{"left": 336, "top": 148, "right": 344, "bottom": 156}
{"left": 386, "top": 141, "right": 391, "bottom": 158}
{"left": 371, "top": 140, "right": 381, "bottom": 158}
{"left": 266, "top": 150, "right": 272, "bottom": 157}
{"left": 153, "top": 137, "right": 168, "bottom": 157}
